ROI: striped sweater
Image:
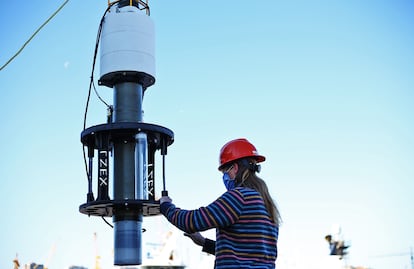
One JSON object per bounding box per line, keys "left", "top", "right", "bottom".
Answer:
{"left": 160, "top": 187, "right": 278, "bottom": 269}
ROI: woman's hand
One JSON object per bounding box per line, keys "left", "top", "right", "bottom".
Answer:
{"left": 184, "top": 232, "right": 205, "bottom": 247}
{"left": 159, "top": 196, "right": 172, "bottom": 204}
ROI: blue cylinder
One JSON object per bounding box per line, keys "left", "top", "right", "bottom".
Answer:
{"left": 114, "top": 219, "right": 143, "bottom": 265}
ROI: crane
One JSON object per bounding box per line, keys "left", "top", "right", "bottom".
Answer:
{"left": 94, "top": 232, "right": 102, "bottom": 269}
{"left": 371, "top": 247, "right": 414, "bottom": 269}
{"left": 13, "top": 253, "right": 20, "bottom": 269}
{"left": 44, "top": 243, "right": 57, "bottom": 269}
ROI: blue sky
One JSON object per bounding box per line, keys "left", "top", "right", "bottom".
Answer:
{"left": 1, "top": 1, "right": 413, "bottom": 269}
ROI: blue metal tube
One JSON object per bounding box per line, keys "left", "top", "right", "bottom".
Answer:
{"left": 113, "top": 82, "right": 145, "bottom": 265}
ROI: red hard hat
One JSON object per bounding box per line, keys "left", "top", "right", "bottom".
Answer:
{"left": 218, "top": 138, "right": 265, "bottom": 170}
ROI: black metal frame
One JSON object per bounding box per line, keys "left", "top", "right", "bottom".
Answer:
{"left": 79, "top": 122, "right": 174, "bottom": 217}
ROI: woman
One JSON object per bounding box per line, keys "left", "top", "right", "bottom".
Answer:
{"left": 160, "top": 138, "right": 282, "bottom": 268}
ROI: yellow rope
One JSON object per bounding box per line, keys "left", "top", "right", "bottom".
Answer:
{"left": 0, "top": 0, "right": 69, "bottom": 71}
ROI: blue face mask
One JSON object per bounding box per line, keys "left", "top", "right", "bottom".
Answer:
{"left": 222, "top": 172, "right": 236, "bottom": 190}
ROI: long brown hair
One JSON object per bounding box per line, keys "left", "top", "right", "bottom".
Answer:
{"left": 234, "top": 159, "right": 282, "bottom": 226}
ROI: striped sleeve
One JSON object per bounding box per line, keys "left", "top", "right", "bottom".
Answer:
{"left": 160, "top": 190, "right": 245, "bottom": 233}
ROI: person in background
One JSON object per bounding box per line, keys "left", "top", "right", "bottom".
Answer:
{"left": 160, "top": 138, "right": 282, "bottom": 269}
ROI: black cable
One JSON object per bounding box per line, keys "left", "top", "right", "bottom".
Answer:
{"left": 101, "top": 216, "right": 114, "bottom": 228}
{"left": 82, "top": 0, "right": 152, "bottom": 180}
{"left": 83, "top": 7, "right": 109, "bottom": 130}
{"left": 82, "top": 4, "right": 115, "bottom": 180}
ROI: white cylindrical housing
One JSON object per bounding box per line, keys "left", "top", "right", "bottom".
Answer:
{"left": 100, "top": 6, "right": 155, "bottom": 88}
